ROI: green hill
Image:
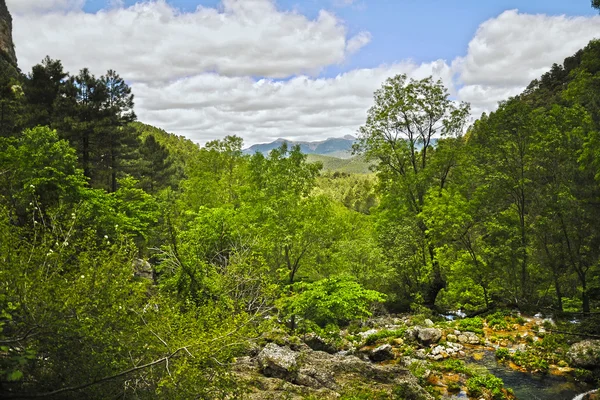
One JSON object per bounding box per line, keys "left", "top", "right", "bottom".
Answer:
{"left": 306, "top": 154, "right": 373, "bottom": 174}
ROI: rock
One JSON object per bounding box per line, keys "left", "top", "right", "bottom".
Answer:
{"left": 447, "top": 334, "right": 458, "bottom": 342}
{"left": 415, "top": 349, "right": 427, "bottom": 359}
{"left": 133, "top": 258, "right": 154, "bottom": 281}
{"left": 258, "top": 343, "right": 298, "bottom": 379}
{"left": 424, "top": 319, "right": 434, "bottom": 327}
{"left": 358, "top": 328, "right": 378, "bottom": 339}
{"left": 0, "top": 0, "right": 17, "bottom": 67}
{"left": 370, "top": 344, "right": 395, "bottom": 362}
{"left": 413, "top": 327, "right": 442, "bottom": 345}
{"left": 457, "top": 331, "right": 479, "bottom": 344}
{"left": 295, "top": 366, "right": 337, "bottom": 390}
{"left": 303, "top": 333, "right": 337, "bottom": 354}
{"left": 568, "top": 340, "right": 600, "bottom": 368}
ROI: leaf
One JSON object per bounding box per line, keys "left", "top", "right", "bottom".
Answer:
{"left": 7, "top": 369, "right": 23, "bottom": 381}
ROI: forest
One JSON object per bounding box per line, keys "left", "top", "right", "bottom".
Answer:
{"left": 1, "top": 4, "right": 600, "bottom": 399}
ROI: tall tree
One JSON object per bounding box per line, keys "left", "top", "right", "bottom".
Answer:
{"left": 98, "top": 70, "right": 136, "bottom": 192}
{"left": 355, "top": 74, "right": 470, "bottom": 308}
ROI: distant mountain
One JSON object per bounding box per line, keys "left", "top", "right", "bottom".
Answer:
{"left": 243, "top": 136, "right": 356, "bottom": 158}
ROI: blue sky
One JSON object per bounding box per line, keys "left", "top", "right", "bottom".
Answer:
{"left": 9, "top": 0, "right": 600, "bottom": 145}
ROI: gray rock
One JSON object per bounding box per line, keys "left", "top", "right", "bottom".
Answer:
{"left": 133, "top": 259, "right": 154, "bottom": 281}
{"left": 457, "top": 331, "right": 479, "bottom": 344}
{"left": 358, "top": 328, "right": 379, "bottom": 339}
{"left": 424, "top": 319, "right": 434, "bottom": 327}
{"left": 370, "top": 344, "right": 394, "bottom": 362}
{"left": 258, "top": 343, "right": 298, "bottom": 379}
{"left": 303, "top": 333, "right": 337, "bottom": 354}
{"left": 413, "top": 327, "right": 442, "bottom": 345}
{"left": 568, "top": 340, "right": 600, "bottom": 368}
{"left": 0, "top": 0, "right": 17, "bottom": 66}
{"left": 447, "top": 334, "right": 458, "bottom": 342}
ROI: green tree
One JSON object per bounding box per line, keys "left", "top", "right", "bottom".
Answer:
{"left": 355, "top": 74, "right": 470, "bottom": 308}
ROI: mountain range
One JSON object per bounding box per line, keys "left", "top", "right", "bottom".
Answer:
{"left": 243, "top": 135, "right": 356, "bottom": 159}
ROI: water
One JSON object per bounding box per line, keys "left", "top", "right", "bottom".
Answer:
{"left": 466, "top": 350, "right": 595, "bottom": 400}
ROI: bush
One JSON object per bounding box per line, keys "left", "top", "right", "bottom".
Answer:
{"left": 458, "top": 317, "right": 484, "bottom": 334}
{"left": 277, "top": 276, "right": 386, "bottom": 330}
{"left": 486, "top": 312, "right": 509, "bottom": 330}
{"left": 495, "top": 348, "right": 510, "bottom": 361}
{"left": 365, "top": 329, "right": 406, "bottom": 345}
{"left": 466, "top": 374, "right": 505, "bottom": 399}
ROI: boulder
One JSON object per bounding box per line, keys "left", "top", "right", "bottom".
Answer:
{"left": 424, "top": 319, "right": 434, "bottom": 327}
{"left": 303, "top": 333, "right": 337, "bottom": 354}
{"left": 132, "top": 259, "right": 154, "bottom": 281}
{"left": 446, "top": 334, "right": 458, "bottom": 342}
{"left": 258, "top": 343, "right": 298, "bottom": 379}
{"left": 457, "top": 331, "right": 479, "bottom": 344}
{"left": 568, "top": 340, "right": 600, "bottom": 369}
{"left": 413, "top": 327, "right": 442, "bottom": 345}
{"left": 369, "top": 344, "right": 395, "bottom": 362}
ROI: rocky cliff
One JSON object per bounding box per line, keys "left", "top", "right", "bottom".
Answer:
{"left": 0, "top": 0, "right": 17, "bottom": 67}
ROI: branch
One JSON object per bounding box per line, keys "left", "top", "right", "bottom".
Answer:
{"left": 2, "top": 347, "right": 186, "bottom": 399}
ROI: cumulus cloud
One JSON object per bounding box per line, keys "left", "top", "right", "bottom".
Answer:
{"left": 13, "top": 0, "right": 370, "bottom": 82}
{"left": 455, "top": 10, "right": 600, "bottom": 117}
{"left": 134, "top": 60, "right": 453, "bottom": 145}
{"left": 7, "top": 1, "right": 600, "bottom": 146}
{"left": 6, "top": 0, "right": 85, "bottom": 14}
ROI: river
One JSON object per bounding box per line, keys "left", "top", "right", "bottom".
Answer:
{"left": 457, "top": 350, "right": 596, "bottom": 400}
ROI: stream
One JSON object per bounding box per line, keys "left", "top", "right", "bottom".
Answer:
{"left": 456, "top": 350, "right": 596, "bottom": 400}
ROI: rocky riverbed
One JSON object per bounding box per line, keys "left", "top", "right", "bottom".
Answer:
{"left": 233, "top": 313, "right": 599, "bottom": 399}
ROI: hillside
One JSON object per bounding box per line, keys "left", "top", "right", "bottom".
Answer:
{"left": 306, "top": 153, "right": 372, "bottom": 174}
{"left": 243, "top": 136, "right": 355, "bottom": 158}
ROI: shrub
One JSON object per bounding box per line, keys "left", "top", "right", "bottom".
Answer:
{"left": 458, "top": 317, "right": 484, "bottom": 334}
{"left": 277, "top": 276, "right": 386, "bottom": 330}
{"left": 495, "top": 348, "right": 510, "bottom": 361}
{"left": 466, "top": 374, "right": 505, "bottom": 399}
{"left": 486, "top": 312, "right": 509, "bottom": 330}
{"left": 365, "top": 329, "right": 406, "bottom": 345}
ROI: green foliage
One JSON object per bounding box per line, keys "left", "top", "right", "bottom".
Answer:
{"left": 306, "top": 154, "right": 373, "bottom": 175}
{"left": 486, "top": 312, "right": 510, "bottom": 330}
{"left": 466, "top": 374, "right": 506, "bottom": 399}
{"left": 278, "top": 276, "right": 386, "bottom": 330}
{"left": 457, "top": 317, "right": 484, "bottom": 334}
{"left": 495, "top": 348, "right": 510, "bottom": 361}
{"left": 364, "top": 328, "right": 406, "bottom": 345}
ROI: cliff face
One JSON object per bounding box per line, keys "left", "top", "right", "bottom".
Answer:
{"left": 0, "top": 0, "right": 17, "bottom": 67}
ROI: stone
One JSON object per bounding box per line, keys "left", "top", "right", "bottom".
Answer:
{"left": 568, "top": 340, "right": 600, "bottom": 369}
{"left": 358, "top": 329, "right": 378, "bottom": 339}
{"left": 424, "top": 319, "right": 434, "bottom": 327}
{"left": 370, "top": 344, "right": 395, "bottom": 362}
{"left": 303, "top": 333, "right": 337, "bottom": 354}
{"left": 413, "top": 327, "right": 442, "bottom": 345}
{"left": 457, "top": 331, "right": 480, "bottom": 344}
{"left": 0, "top": 0, "right": 17, "bottom": 66}
{"left": 133, "top": 258, "right": 154, "bottom": 281}
{"left": 447, "top": 334, "right": 458, "bottom": 342}
{"left": 257, "top": 343, "right": 298, "bottom": 379}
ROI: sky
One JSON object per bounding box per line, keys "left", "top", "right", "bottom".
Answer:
{"left": 5, "top": 0, "right": 600, "bottom": 146}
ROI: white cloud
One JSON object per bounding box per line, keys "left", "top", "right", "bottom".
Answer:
{"left": 13, "top": 0, "right": 370, "bottom": 82}
{"left": 8, "top": 2, "right": 600, "bottom": 147}
{"left": 134, "top": 60, "right": 453, "bottom": 145}
{"left": 6, "top": 0, "right": 85, "bottom": 14}
{"left": 454, "top": 10, "right": 600, "bottom": 116}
